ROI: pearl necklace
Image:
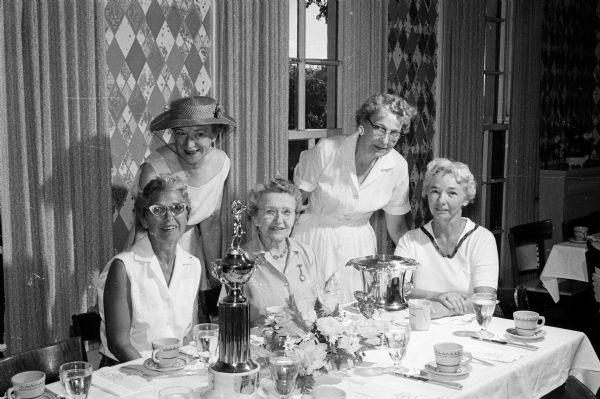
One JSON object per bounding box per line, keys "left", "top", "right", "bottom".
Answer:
{"left": 270, "top": 246, "right": 288, "bottom": 260}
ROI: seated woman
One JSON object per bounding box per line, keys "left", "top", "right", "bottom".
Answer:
{"left": 97, "top": 175, "right": 202, "bottom": 365}
{"left": 394, "top": 158, "right": 498, "bottom": 318}
{"left": 239, "top": 178, "right": 319, "bottom": 328}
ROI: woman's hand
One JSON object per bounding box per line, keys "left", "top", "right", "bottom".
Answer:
{"left": 435, "top": 292, "right": 468, "bottom": 314}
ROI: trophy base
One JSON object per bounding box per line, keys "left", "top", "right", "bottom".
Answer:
{"left": 203, "top": 365, "right": 261, "bottom": 399}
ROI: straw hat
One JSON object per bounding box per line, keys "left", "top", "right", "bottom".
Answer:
{"left": 150, "top": 96, "right": 237, "bottom": 132}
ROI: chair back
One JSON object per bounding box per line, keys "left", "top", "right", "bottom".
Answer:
{"left": 72, "top": 312, "right": 101, "bottom": 341}
{"left": 0, "top": 336, "right": 85, "bottom": 393}
{"left": 587, "top": 240, "right": 600, "bottom": 294}
{"left": 509, "top": 219, "right": 553, "bottom": 285}
{"left": 495, "top": 285, "right": 530, "bottom": 318}
{"left": 562, "top": 375, "right": 597, "bottom": 398}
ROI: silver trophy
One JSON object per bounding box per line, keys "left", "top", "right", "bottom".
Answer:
{"left": 347, "top": 254, "right": 420, "bottom": 314}
{"left": 205, "top": 201, "right": 260, "bottom": 398}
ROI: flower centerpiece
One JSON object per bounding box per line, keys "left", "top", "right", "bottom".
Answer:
{"left": 261, "top": 298, "right": 387, "bottom": 394}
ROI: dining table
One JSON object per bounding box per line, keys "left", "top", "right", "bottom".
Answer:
{"left": 45, "top": 308, "right": 600, "bottom": 399}
{"left": 540, "top": 234, "right": 600, "bottom": 303}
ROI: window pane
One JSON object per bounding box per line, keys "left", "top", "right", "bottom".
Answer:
{"left": 483, "top": 74, "right": 499, "bottom": 123}
{"left": 488, "top": 130, "right": 506, "bottom": 179}
{"left": 305, "top": 65, "right": 336, "bottom": 129}
{"left": 305, "top": 1, "right": 328, "bottom": 59}
{"left": 289, "top": 63, "right": 298, "bottom": 129}
{"left": 484, "top": 22, "right": 500, "bottom": 71}
{"left": 289, "top": 0, "right": 298, "bottom": 58}
{"left": 288, "top": 140, "right": 309, "bottom": 180}
{"left": 489, "top": 183, "right": 504, "bottom": 231}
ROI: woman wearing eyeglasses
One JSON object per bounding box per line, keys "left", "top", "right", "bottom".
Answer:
{"left": 133, "top": 96, "right": 236, "bottom": 323}
{"left": 292, "top": 93, "right": 417, "bottom": 302}
{"left": 238, "top": 178, "right": 319, "bottom": 328}
{"left": 98, "top": 175, "right": 202, "bottom": 365}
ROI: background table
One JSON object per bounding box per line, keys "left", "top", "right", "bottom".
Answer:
{"left": 46, "top": 312, "right": 600, "bottom": 399}
{"left": 541, "top": 240, "right": 589, "bottom": 302}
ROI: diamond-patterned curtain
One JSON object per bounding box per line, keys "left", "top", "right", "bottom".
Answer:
{"left": 0, "top": 0, "right": 112, "bottom": 354}
{"left": 438, "top": 0, "right": 486, "bottom": 222}
{"left": 216, "top": 0, "right": 289, "bottom": 242}
{"left": 339, "top": 0, "right": 390, "bottom": 254}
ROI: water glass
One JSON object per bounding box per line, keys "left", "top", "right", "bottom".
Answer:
{"left": 158, "top": 386, "right": 194, "bottom": 399}
{"left": 384, "top": 322, "right": 410, "bottom": 372}
{"left": 59, "top": 361, "right": 92, "bottom": 399}
{"left": 193, "top": 322, "right": 219, "bottom": 367}
{"left": 472, "top": 292, "right": 497, "bottom": 338}
{"left": 269, "top": 351, "right": 299, "bottom": 399}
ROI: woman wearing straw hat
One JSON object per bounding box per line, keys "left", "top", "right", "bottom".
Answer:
{"left": 136, "top": 95, "right": 236, "bottom": 322}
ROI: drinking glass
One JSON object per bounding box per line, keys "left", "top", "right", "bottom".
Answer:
{"left": 384, "top": 322, "right": 410, "bottom": 372}
{"left": 472, "top": 292, "right": 497, "bottom": 339}
{"left": 59, "top": 361, "right": 93, "bottom": 399}
{"left": 158, "top": 386, "right": 194, "bottom": 399}
{"left": 269, "top": 351, "right": 299, "bottom": 399}
{"left": 193, "top": 322, "right": 219, "bottom": 367}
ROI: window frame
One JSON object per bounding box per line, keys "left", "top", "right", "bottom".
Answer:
{"left": 288, "top": 0, "right": 342, "bottom": 149}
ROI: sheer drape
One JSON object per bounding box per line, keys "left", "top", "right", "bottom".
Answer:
{"left": 0, "top": 0, "right": 112, "bottom": 354}
{"left": 216, "top": 1, "right": 289, "bottom": 240}
{"left": 505, "top": 0, "right": 544, "bottom": 285}
{"left": 438, "top": 0, "right": 486, "bottom": 221}
{"left": 339, "top": 0, "right": 390, "bottom": 253}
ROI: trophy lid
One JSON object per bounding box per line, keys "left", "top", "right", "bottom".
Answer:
{"left": 346, "top": 254, "right": 420, "bottom": 272}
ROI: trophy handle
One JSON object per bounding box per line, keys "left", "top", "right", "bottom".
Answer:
{"left": 209, "top": 260, "right": 228, "bottom": 287}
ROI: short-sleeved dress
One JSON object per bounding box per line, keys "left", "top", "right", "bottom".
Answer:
{"left": 292, "top": 132, "right": 411, "bottom": 301}
{"left": 394, "top": 218, "right": 499, "bottom": 295}
{"left": 134, "top": 147, "right": 230, "bottom": 290}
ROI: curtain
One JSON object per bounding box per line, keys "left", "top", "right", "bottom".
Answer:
{"left": 216, "top": 0, "right": 289, "bottom": 241}
{"left": 339, "top": 0, "right": 389, "bottom": 253}
{"left": 0, "top": 0, "right": 112, "bottom": 354}
{"left": 505, "top": 0, "right": 544, "bottom": 285}
{"left": 438, "top": 0, "right": 486, "bottom": 221}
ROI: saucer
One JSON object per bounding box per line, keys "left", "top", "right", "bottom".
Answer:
{"left": 143, "top": 356, "right": 187, "bottom": 372}
{"left": 505, "top": 327, "right": 546, "bottom": 341}
{"left": 424, "top": 361, "right": 471, "bottom": 377}
{"left": 568, "top": 237, "right": 587, "bottom": 244}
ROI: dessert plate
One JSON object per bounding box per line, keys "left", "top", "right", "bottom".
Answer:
{"left": 505, "top": 327, "right": 546, "bottom": 341}
{"left": 568, "top": 238, "right": 587, "bottom": 244}
{"left": 423, "top": 361, "right": 471, "bottom": 377}
{"left": 143, "top": 356, "right": 187, "bottom": 372}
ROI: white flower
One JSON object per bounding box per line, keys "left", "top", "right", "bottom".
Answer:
{"left": 317, "top": 317, "right": 342, "bottom": 342}
{"left": 337, "top": 335, "right": 361, "bottom": 354}
{"left": 294, "top": 340, "right": 328, "bottom": 376}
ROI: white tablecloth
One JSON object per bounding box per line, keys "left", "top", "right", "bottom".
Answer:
{"left": 46, "top": 312, "right": 600, "bottom": 399}
{"left": 540, "top": 241, "right": 589, "bottom": 302}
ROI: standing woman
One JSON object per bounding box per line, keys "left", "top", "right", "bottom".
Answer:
{"left": 137, "top": 96, "right": 236, "bottom": 322}
{"left": 292, "top": 93, "right": 417, "bottom": 302}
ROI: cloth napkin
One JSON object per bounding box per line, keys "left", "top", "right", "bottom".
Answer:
{"left": 472, "top": 349, "right": 523, "bottom": 363}
{"left": 92, "top": 367, "right": 149, "bottom": 397}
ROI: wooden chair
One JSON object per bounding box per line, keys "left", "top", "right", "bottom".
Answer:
{"left": 0, "top": 336, "right": 85, "bottom": 393}
{"left": 542, "top": 375, "right": 598, "bottom": 399}
{"left": 495, "top": 285, "right": 530, "bottom": 319}
{"left": 586, "top": 240, "right": 600, "bottom": 353}
{"left": 509, "top": 219, "right": 590, "bottom": 330}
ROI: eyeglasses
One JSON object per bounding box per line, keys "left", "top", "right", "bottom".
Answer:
{"left": 146, "top": 202, "right": 187, "bottom": 217}
{"left": 260, "top": 207, "right": 296, "bottom": 219}
{"left": 367, "top": 117, "right": 405, "bottom": 140}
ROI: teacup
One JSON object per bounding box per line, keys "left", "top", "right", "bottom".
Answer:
{"left": 152, "top": 337, "right": 180, "bottom": 368}
{"left": 7, "top": 371, "right": 45, "bottom": 399}
{"left": 574, "top": 226, "right": 589, "bottom": 241}
{"left": 513, "top": 310, "right": 545, "bottom": 336}
{"left": 433, "top": 342, "right": 472, "bottom": 373}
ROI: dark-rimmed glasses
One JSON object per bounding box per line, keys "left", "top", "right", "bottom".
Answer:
{"left": 147, "top": 202, "right": 187, "bottom": 217}
{"left": 367, "top": 117, "right": 405, "bottom": 140}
